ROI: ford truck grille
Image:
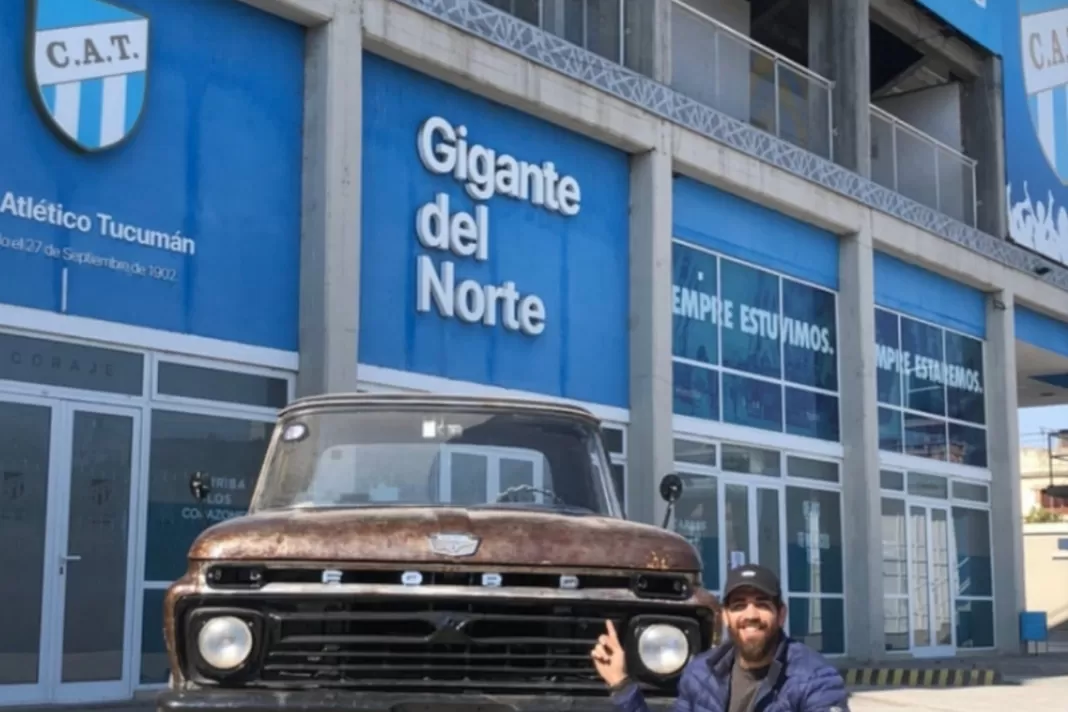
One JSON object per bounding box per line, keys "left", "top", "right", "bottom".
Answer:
{"left": 182, "top": 597, "right": 703, "bottom": 695}
{"left": 263, "top": 599, "right": 611, "bottom": 692}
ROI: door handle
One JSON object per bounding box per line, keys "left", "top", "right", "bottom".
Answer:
{"left": 62, "top": 554, "right": 82, "bottom": 562}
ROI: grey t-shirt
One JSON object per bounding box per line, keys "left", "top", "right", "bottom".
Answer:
{"left": 727, "top": 659, "right": 770, "bottom": 712}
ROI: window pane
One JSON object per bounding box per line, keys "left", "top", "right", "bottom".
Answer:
{"left": 483, "top": 0, "right": 539, "bottom": 24}
{"left": 900, "top": 317, "right": 946, "bottom": 417}
{"left": 0, "top": 402, "right": 51, "bottom": 684}
{"left": 723, "top": 373, "right": 782, "bottom": 433}
{"left": 722, "top": 444, "right": 781, "bottom": 477}
{"left": 602, "top": 427, "right": 625, "bottom": 455}
{"left": 880, "top": 469, "right": 904, "bottom": 491}
{"left": 881, "top": 498, "right": 908, "bottom": 596}
{"left": 584, "top": 0, "right": 623, "bottom": 63}
{"left": 784, "top": 388, "right": 839, "bottom": 442}
{"left": 143, "top": 411, "right": 272, "bottom": 581}
{"left": 724, "top": 484, "right": 750, "bottom": 568}
{"left": 757, "top": 489, "right": 781, "bottom": 580}
{"left": 884, "top": 598, "right": 910, "bottom": 651}
{"left": 878, "top": 407, "right": 903, "bottom": 452}
{"left": 157, "top": 362, "right": 288, "bottom": 408}
{"left": 952, "top": 507, "right": 993, "bottom": 597}
{"left": 672, "top": 241, "right": 719, "bottom": 365}
{"left": 622, "top": 0, "right": 653, "bottom": 73}
{"left": 788, "top": 597, "right": 844, "bottom": 655}
{"left": 904, "top": 413, "right": 947, "bottom": 461}
{"left": 673, "top": 474, "right": 720, "bottom": 590}
{"left": 139, "top": 589, "right": 168, "bottom": 684}
{"left": 720, "top": 259, "right": 781, "bottom": 379}
{"left": 948, "top": 423, "right": 987, "bottom": 468}
{"left": 955, "top": 599, "right": 995, "bottom": 648}
{"left": 786, "top": 487, "right": 843, "bottom": 594}
{"left": 0, "top": 331, "right": 143, "bottom": 395}
{"left": 907, "top": 472, "right": 949, "bottom": 499}
{"left": 781, "top": 279, "right": 838, "bottom": 391}
{"left": 672, "top": 362, "right": 719, "bottom": 420}
{"left": 952, "top": 481, "right": 989, "bottom": 503}
{"left": 944, "top": 332, "right": 985, "bottom": 425}
{"left": 875, "top": 309, "right": 902, "bottom": 406}
{"left": 674, "top": 438, "right": 717, "bottom": 467}
{"left": 451, "top": 453, "right": 489, "bottom": 504}
{"left": 787, "top": 456, "right": 839, "bottom": 483}
{"left": 610, "top": 463, "right": 625, "bottom": 511}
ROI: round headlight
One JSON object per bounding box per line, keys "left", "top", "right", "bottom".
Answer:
{"left": 197, "top": 616, "right": 253, "bottom": 671}
{"left": 637, "top": 624, "right": 690, "bottom": 676}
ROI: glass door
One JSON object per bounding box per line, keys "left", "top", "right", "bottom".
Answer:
{"left": 671, "top": 473, "right": 782, "bottom": 593}
{"left": 0, "top": 395, "right": 59, "bottom": 706}
{"left": 439, "top": 446, "right": 546, "bottom": 504}
{"left": 722, "top": 482, "right": 782, "bottom": 583}
{"left": 908, "top": 504, "right": 956, "bottom": 657}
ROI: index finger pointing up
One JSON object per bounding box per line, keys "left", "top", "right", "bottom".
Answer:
{"left": 605, "top": 619, "right": 620, "bottom": 644}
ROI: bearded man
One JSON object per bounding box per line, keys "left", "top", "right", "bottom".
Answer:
{"left": 591, "top": 563, "right": 850, "bottom": 712}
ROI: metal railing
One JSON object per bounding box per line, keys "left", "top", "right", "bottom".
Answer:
{"left": 483, "top": 0, "right": 635, "bottom": 68}
{"left": 870, "top": 105, "right": 978, "bottom": 227}
{"left": 669, "top": 0, "right": 835, "bottom": 159}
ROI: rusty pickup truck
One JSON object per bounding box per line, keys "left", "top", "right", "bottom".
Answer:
{"left": 157, "top": 393, "right": 719, "bottom": 711}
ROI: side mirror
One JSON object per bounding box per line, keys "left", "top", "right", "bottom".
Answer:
{"left": 189, "top": 471, "right": 211, "bottom": 502}
{"left": 659, "top": 473, "right": 683, "bottom": 529}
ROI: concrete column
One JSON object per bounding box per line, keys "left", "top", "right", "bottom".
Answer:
{"left": 629, "top": 121, "right": 674, "bottom": 527}
{"left": 837, "top": 223, "right": 884, "bottom": 660}
{"left": 985, "top": 290, "right": 1025, "bottom": 654}
{"left": 296, "top": 3, "right": 363, "bottom": 397}
{"left": 810, "top": 0, "right": 871, "bottom": 175}
{"left": 962, "top": 57, "right": 1008, "bottom": 237}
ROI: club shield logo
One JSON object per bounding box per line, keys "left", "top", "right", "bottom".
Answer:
{"left": 26, "top": 0, "right": 150, "bottom": 152}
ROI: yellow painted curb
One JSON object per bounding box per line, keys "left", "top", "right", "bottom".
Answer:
{"left": 842, "top": 667, "right": 1001, "bottom": 687}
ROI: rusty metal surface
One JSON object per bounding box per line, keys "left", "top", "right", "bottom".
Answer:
{"left": 187, "top": 507, "right": 701, "bottom": 571}
{"left": 279, "top": 393, "right": 603, "bottom": 426}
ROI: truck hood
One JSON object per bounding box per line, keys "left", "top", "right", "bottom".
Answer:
{"left": 188, "top": 506, "right": 700, "bottom": 571}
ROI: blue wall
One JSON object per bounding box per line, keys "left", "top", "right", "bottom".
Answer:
{"left": 0, "top": 0, "right": 303, "bottom": 351}
{"left": 672, "top": 176, "right": 839, "bottom": 289}
{"left": 1017, "top": 304, "right": 1068, "bottom": 358}
{"left": 359, "top": 54, "right": 631, "bottom": 407}
{"left": 873, "top": 252, "right": 986, "bottom": 338}
{"left": 1004, "top": 0, "right": 1068, "bottom": 266}
{"left": 912, "top": 0, "right": 1002, "bottom": 55}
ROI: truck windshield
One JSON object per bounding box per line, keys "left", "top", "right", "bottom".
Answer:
{"left": 249, "top": 407, "right": 618, "bottom": 516}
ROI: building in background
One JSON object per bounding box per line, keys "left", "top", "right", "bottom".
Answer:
{"left": 5, "top": 0, "right": 1068, "bottom": 708}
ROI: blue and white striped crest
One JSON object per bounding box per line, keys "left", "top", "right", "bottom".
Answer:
{"left": 28, "top": 0, "right": 149, "bottom": 152}
{"left": 1021, "top": 0, "right": 1068, "bottom": 182}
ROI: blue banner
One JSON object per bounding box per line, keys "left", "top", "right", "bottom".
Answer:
{"left": 1004, "top": 0, "right": 1068, "bottom": 266}
{"left": 0, "top": 0, "right": 304, "bottom": 350}
{"left": 359, "top": 54, "right": 631, "bottom": 407}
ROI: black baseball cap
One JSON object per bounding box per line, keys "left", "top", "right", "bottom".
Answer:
{"left": 722, "top": 564, "right": 782, "bottom": 603}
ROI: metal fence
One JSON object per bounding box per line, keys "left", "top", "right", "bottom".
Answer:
{"left": 870, "top": 105, "right": 978, "bottom": 227}
{"left": 669, "top": 0, "right": 835, "bottom": 160}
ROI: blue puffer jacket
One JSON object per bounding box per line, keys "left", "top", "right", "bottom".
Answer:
{"left": 611, "top": 636, "right": 850, "bottom": 712}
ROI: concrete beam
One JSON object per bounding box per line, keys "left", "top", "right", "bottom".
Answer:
{"left": 869, "top": 0, "right": 984, "bottom": 79}
{"left": 296, "top": 1, "right": 363, "bottom": 396}
{"left": 238, "top": 0, "right": 336, "bottom": 26}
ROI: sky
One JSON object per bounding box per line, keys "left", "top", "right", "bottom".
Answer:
{"left": 1020, "top": 405, "right": 1068, "bottom": 449}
